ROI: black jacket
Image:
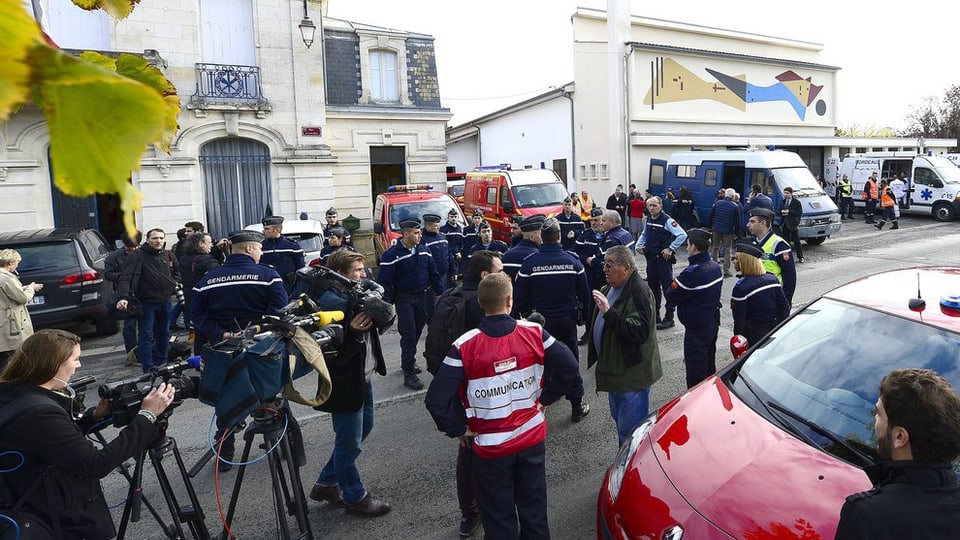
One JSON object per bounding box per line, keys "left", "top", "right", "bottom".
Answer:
{"left": 834, "top": 461, "right": 960, "bottom": 540}
{"left": 0, "top": 383, "right": 159, "bottom": 539}
{"left": 779, "top": 197, "right": 803, "bottom": 230}
{"left": 178, "top": 253, "right": 220, "bottom": 301}
{"left": 118, "top": 245, "right": 181, "bottom": 302}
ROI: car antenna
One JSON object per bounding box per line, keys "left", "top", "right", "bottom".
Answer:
{"left": 908, "top": 272, "right": 926, "bottom": 312}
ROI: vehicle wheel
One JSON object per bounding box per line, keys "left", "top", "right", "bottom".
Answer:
{"left": 805, "top": 237, "right": 826, "bottom": 246}
{"left": 932, "top": 202, "right": 955, "bottom": 222}
{"left": 94, "top": 315, "right": 119, "bottom": 336}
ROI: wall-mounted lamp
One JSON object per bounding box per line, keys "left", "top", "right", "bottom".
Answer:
{"left": 298, "top": 0, "right": 316, "bottom": 48}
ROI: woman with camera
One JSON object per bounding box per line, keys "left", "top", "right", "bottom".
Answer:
{"left": 0, "top": 329, "right": 176, "bottom": 539}
{"left": 0, "top": 248, "right": 42, "bottom": 370}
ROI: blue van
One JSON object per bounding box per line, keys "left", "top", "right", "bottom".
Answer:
{"left": 650, "top": 149, "right": 841, "bottom": 245}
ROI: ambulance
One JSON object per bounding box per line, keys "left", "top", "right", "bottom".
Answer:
{"left": 651, "top": 148, "right": 841, "bottom": 244}
{"left": 837, "top": 152, "right": 960, "bottom": 221}
{"left": 463, "top": 165, "right": 567, "bottom": 243}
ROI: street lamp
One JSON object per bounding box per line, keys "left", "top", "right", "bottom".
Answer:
{"left": 298, "top": 0, "right": 316, "bottom": 48}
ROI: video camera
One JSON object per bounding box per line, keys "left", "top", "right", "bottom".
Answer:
{"left": 98, "top": 357, "right": 201, "bottom": 427}
{"left": 292, "top": 266, "right": 396, "bottom": 333}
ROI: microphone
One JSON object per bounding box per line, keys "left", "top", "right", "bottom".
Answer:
{"left": 361, "top": 296, "right": 397, "bottom": 332}
{"left": 311, "top": 310, "right": 345, "bottom": 326}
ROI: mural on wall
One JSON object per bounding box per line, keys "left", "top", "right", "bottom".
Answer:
{"left": 643, "top": 57, "right": 827, "bottom": 121}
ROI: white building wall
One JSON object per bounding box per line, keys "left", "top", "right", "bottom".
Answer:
{"left": 473, "top": 99, "right": 571, "bottom": 173}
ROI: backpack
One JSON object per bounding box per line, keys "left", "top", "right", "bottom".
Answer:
{"left": 424, "top": 285, "right": 478, "bottom": 375}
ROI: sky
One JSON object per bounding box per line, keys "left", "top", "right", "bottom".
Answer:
{"left": 325, "top": 0, "right": 958, "bottom": 130}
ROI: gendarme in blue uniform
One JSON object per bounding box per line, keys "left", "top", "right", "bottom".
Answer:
{"left": 440, "top": 221, "right": 464, "bottom": 261}
{"left": 466, "top": 239, "right": 509, "bottom": 258}
{"left": 556, "top": 211, "right": 584, "bottom": 251}
{"left": 664, "top": 250, "right": 722, "bottom": 388}
{"left": 590, "top": 225, "right": 634, "bottom": 270}
{"left": 636, "top": 211, "right": 687, "bottom": 318}
{"left": 730, "top": 272, "right": 789, "bottom": 346}
{"left": 420, "top": 230, "right": 456, "bottom": 285}
{"left": 576, "top": 226, "right": 604, "bottom": 288}
{"left": 501, "top": 239, "right": 539, "bottom": 281}
{"left": 260, "top": 235, "right": 305, "bottom": 283}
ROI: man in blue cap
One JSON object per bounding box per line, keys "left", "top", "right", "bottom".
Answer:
{"left": 439, "top": 209, "right": 465, "bottom": 282}
{"left": 746, "top": 207, "right": 797, "bottom": 304}
{"left": 421, "top": 213, "right": 457, "bottom": 293}
{"left": 260, "top": 215, "right": 306, "bottom": 293}
{"left": 323, "top": 207, "right": 354, "bottom": 248}
{"left": 501, "top": 214, "right": 545, "bottom": 281}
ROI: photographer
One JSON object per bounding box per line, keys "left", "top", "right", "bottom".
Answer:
{"left": 307, "top": 250, "right": 391, "bottom": 517}
{"left": 0, "top": 329, "right": 175, "bottom": 539}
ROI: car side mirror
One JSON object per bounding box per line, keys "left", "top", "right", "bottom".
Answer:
{"left": 502, "top": 200, "right": 515, "bottom": 214}
{"left": 373, "top": 222, "right": 384, "bottom": 234}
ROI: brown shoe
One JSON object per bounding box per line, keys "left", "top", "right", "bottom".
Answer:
{"left": 345, "top": 493, "right": 391, "bottom": 517}
{"left": 309, "top": 484, "right": 345, "bottom": 508}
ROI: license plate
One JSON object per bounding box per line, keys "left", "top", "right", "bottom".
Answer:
{"left": 27, "top": 296, "right": 44, "bottom": 306}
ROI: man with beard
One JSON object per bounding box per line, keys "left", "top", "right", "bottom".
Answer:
{"left": 835, "top": 369, "right": 960, "bottom": 540}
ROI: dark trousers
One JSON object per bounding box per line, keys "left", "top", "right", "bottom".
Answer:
{"left": 457, "top": 442, "right": 480, "bottom": 519}
{"left": 543, "top": 314, "right": 584, "bottom": 404}
{"left": 683, "top": 315, "right": 719, "bottom": 389}
{"left": 644, "top": 255, "right": 674, "bottom": 316}
{"left": 395, "top": 290, "right": 432, "bottom": 374}
{"left": 781, "top": 227, "right": 803, "bottom": 259}
{"left": 473, "top": 442, "right": 549, "bottom": 540}
{"left": 864, "top": 199, "right": 877, "bottom": 218}
{"left": 840, "top": 196, "right": 854, "bottom": 217}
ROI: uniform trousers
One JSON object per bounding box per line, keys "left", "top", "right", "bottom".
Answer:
{"left": 457, "top": 443, "right": 480, "bottom": 520}
{"left": 543, "top": 314, "right": 584, "bottom": 403}
{"left": 643, "top": 254, "right": 674, "bottom": 317}
{"left": 683, "top": 313, "right": 719, "bottom": 389}
{"left": 473, "top": 441, "right": 549, "bottom": 540}
{"left": 395, "top": 290, "right": 433, "bottom": 374}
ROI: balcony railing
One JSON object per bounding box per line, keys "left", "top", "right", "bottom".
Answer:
{"left": 189, "top": 63, "right": 269, "bottom": 109}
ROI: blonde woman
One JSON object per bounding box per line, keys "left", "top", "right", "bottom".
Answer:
{"left": 0, "top": 248, "right": 43, "bottom": 366}
{"left": 729, "top": 243, "right": 789, "bottom": 347}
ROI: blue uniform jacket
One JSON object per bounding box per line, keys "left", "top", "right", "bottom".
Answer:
{"left": 319, "top": 245, "right": 355, "bottom": 266}
{"left": 753, "top": 231, "right": 797, "bottom": 303}
{"left": 466, "top": 239, "right": 509, "bottom": 259}
{"left": 421, "top": 230, "right": 456, "bottom": 280}
{"left": 557, "top": 211, "right": 585, "bottom": 250}
{"left": 440, "top": 223, "right": 464, "bottom": 257}
{"left": 730, "top": 273, "right": 790, "bottom": 336}
{"left": 513, "top": 243, "right": 590, "bottom": 319}
{"left": 461, "top": 225, "right": 481, "bottom": 258}
{"left": 637, "top": 212, "right": 687, "bottom": 254}
{"left": 576, "top": 228, "right": 604, "bottom": 285}
{"left": 501, "top": 239, "right": 540, "bottom": 281}
{"left": 664, "top": 251, "right": 722, "bottom": 327}
{"left": 592, "top": 226, "right": 635, "bottom": 270}
{"left": 376, "top": 241, "right": 443, "bottom": 303}
{"left": 424, "top": 314, "right": 581, "bottom": 439}
{"left": 260, "top": 236, "right": 305, "bottom": 277}
{"left": 323, "top": 222, "right": 354, "bottom": 248}
{"left": 190, "top": 253, "right": 289, "bottom": 341}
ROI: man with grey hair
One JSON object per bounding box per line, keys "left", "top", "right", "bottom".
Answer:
{"left": 707, "top": 188, "right": 742, "bottom": 277}
{"left": 585, "top": 210, "right": 634, "bottom": 274}
{"left": 587, "top": 245, "right": 662, "bottom": 445}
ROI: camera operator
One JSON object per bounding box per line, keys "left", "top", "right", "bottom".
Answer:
{"left": 0, "top": 329, "right": 176, "bottom": 539}
{"left": 307, "top": 249, "right": 391, "bottom": 517}
{"left": 190, "top": 229, "right": 288, "bottom": 470}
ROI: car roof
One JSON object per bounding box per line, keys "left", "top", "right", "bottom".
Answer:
{"left": 0, "top": 228, "right": 84, "bottom": 244}
{"left": 824, "top": 266, "right": 960, "bottom": 333}
{"left": 244, "top": 219, "right": 326, "bottom": 235}
{"left": 379, "top": 190, "right": 453, "bottom": 203}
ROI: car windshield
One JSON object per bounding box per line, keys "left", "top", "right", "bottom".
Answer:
{"left": 14, "top": 242, "right": 78, "bottom": 273}
{"left": 511, "top": 183, "right": 567, "bottom": 208}
{"left": 737, "top": 297, "right": 960, "bottom": 463}
{"left": 449, "top": 185, "right": 464, "bottom": 196}
{"left": 388, "top": 200, "right": 459, "bottom": 231}
{"left": 287, "top": 233, "right": 323, "bottom": 252}
{"left": 772, "top": 167, "right": 825, "bottom": 196}
{"left": 927, "top": 156, "right": 960, "bottom": 184}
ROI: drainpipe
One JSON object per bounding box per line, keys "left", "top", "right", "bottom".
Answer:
{"left": 560, "top": 86, "right": 576, "bottom": 191}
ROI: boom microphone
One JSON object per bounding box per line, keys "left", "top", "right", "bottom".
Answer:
{"left": 311, "top": 310, "right": 345, "bottom": 326}
{"left": 362, "top": 296, "right": 396, "bottom": 333}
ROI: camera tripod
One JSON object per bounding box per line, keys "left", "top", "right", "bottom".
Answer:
{"left": 217, "top": 399, "right": 313, "bottom": 540}
{"left": 112, "top": 415, "right": 211, "bottom": 540}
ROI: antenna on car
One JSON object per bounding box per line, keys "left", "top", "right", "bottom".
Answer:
{"left": 908, "top": 272, "right": 926, "bottom": 313}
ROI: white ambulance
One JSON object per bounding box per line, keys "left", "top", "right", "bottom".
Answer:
{"left": 837, "top": 152, "right": 960, "bottom": 221}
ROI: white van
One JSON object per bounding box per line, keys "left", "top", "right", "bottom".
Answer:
{"left": 837, "top": 152, "right": 960, "bottom": 221}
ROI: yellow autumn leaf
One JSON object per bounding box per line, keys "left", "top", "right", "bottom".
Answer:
{"left": 0, "top": 0, "right": 40, "bottom": 120}
{"left": 31, "top": 43, "right": 168, "bottom": 237}
{"left": 71, "top": 0, "right": 141, "bottom": 20}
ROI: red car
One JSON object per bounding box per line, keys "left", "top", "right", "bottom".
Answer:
{"left": 597, "top": 267, "right": 960, "bottom": 540}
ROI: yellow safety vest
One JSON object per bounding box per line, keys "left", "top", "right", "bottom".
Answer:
{"left": 761, "top": 234, "right": 785, "bottom": 283}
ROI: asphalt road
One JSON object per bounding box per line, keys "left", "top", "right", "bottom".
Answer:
{"left": 64, "top": 214, "right": 960, "bottom": 540}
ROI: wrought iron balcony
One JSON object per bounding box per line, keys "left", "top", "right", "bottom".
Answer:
{"left": 189, "top": 63, "right": 270, "bottom": 109}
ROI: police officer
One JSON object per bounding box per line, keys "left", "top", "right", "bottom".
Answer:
{"left": 636, "top": 196, "right": 687, "bottom": 330}
{"left": 460, "top": 210, "right": 485, "bottom": 274}
{"left": 465, "top": 221, "right": 508, "bottom": 259}
{"left": 323, "top": 207, "right": 354, "bottom": 248}
{"left": 746, "top": 207, "right": 797, "bottom": 305}
{"left": 575, "top": 208, "right": 605, "bottom": 344}
{"left": 664, "top": 228, "right": 722, "bottom": 389}
{"left": 376, "top": 218, "right": 444, "bottom": 390}
{"left": 191, "top": 229, "right": 289, "bottom": 470}
{"left": 557, "top": 197, "right": 584, "bottom": 251}
{"left": 260, "top": 215, "right": 306, "bottom": 292}
{"left": 730, "top": 242, "right": 790, "bottom": 347}
{"left": 585, "top": 210, "right": 634, "bottom": 275}
{"left": 838, "top": 174, "right": 854, "bottom": 219}
{"left": 439, "top": 209, "right": 465, "bottom": 281}
{"left": 318, "top": 227, "right": 354, "bottom": 266}
{"left": 514, "top": 217, "right": 592, "bottom": 422}
{"left": 501, "top": 214, "right": 544, "bottom": 281}
{"left": 421, "top": 213, "right": 457, "bottom": 292}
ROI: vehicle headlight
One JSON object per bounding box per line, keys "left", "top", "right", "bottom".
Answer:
{"left": 798, "top": 218, "right": 812, "bottom": 228}
{"left": 829, "top": 212, "right": 842, "bottom": 223}
{"left": 607, "top": 415, "right": 657, "bottom": 502}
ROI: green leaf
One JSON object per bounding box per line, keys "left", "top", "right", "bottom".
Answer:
{"left": 0, "top": 0, "right": 40, "bottom": 120}
{"left": 71, "top": 0, "right": 141, "bottom": 20}
{"left": 31, "top": 43, "right": 168, "bottom": 236}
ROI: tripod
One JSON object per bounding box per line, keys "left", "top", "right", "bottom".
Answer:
{"left": 114, "top": 414, "right": 211, "bottom": 540}
{"left": 218, "top": 399, "right": 313, "bottom": 540}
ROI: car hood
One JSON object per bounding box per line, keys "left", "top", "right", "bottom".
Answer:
{"left": 647, "top": 377, "right": 872, "bottom": 539}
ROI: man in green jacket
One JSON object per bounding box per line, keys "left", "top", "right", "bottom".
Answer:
{"left": 587, "top": 245, "right": 663, "bottom": 445}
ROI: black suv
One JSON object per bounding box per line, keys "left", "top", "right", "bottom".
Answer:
{"left": 0, "top": 229, "right": 118, "bottom": 335}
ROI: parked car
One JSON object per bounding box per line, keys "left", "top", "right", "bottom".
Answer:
{"left": 0, "top": 228, "right": 118, "bottom": 335}
{"left": 597, "top": 266, "right": 960, "bottom": 540}
{"left": 372, "top": 184, "right": 465, "bottom": 263}
{"left": 244, "top": 218, "right": 327, "bottom": 266}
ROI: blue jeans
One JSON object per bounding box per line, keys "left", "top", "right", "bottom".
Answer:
{"left": 316, "top": 381, "right": 374, "bottom": 505}
{"left": 609, "top": 388, "right": 651, "bottom": 446}
{"left": 169, "top": 301, "right": 184, "bottom": 330}
{"left": 122, "top": 318, "right": 138, "bottom": 353}
{"left": 137, "top": 300, "right": 171, "bottom": 373}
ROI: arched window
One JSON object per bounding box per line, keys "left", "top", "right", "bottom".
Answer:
{"left": 370, "top": 49, "right": 399, "bottom": 102}
{"left": 199, "top": 138, "right": 272, "bottom": 237}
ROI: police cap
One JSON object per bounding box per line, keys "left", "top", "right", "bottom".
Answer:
{"left": 686, "top": 228, "right": 712, "bottom": 243}
{"left": 563, "top": 197, "right": 572, "bottom": 204}
{"left": 399, "top": 218, "right": 421, "bottom": 230}
{"left": 472, "top": 209, "right": 484, "bottom": 218}
{"left": 748, "top": 207, "right": 775, "bottom": 224}
{"left": 229, "top": 230, "right": 264, "bottom": 244}
{"left": 478, "top": 221, "right": 492, "bottom": 231}
{"left": 325, "top": 207, "right": 338, "bottom": 216}
{"left": 590, "top": 208, "right": 604, "bottom": 218}
{"left": 519, "top": 214, "right": 547, "bottom": 232}
{"left": 327, "top": 227, "right": 347, "bottom": 239}
{"left": 262, "top": 215, "right": 284, "bottom": 226}
{"left": 541, "top": 217, "right": 561, "bottom": 232}
{"left": 447, "top": 208, "right": 459, "bottom": 217}
{"left": 422, "top": 213, "right": 442, "bottom": 224}
{"left": 735, "top": 242, "right": 764, "bottom": 259}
